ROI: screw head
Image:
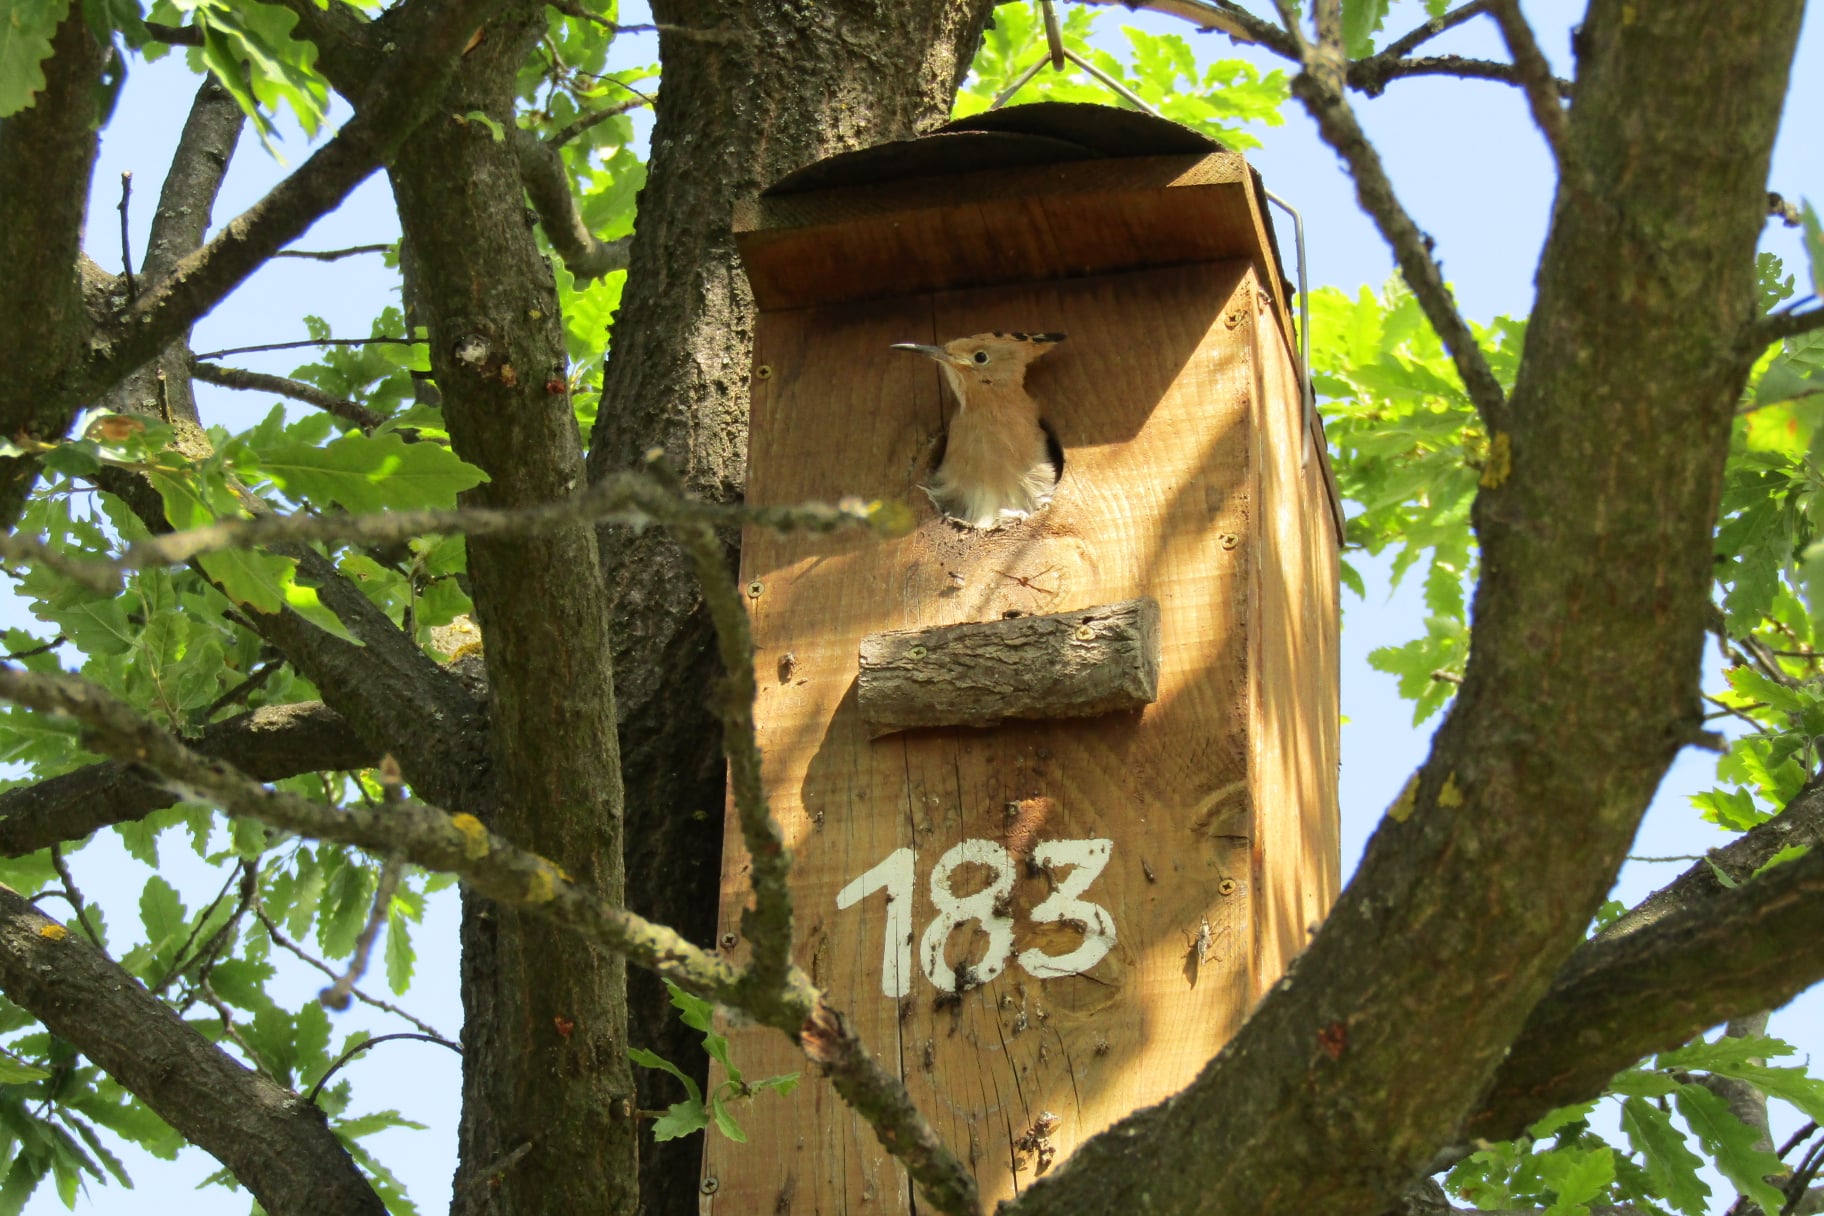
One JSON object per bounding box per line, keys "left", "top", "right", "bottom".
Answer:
{"left": 1219, "top": 878, "right": 1238, "bottom": 896}
{"left": 720, "top": 931, "right": 739, "bottom": 949}
{"left": 756, "top": 364, "right": 773, "bottom": 379}
{"left": 1073, "top": 624, "right": 1095, "bottom": 641}
{"left": 906, "top": 644, "right": 927, "bottom": 660}
{"left": 746, "top": 581, "right": 764, "bottom": 599}
{"left": 700, "top": 1176, "right": 720, "bottom": 1195}
{"left": 1219, "top": 533, "right": 1239, "bottom": 551}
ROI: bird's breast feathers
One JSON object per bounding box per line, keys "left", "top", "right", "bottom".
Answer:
{"left": 924, "top": 410, "right": 1056, "bottom": 530}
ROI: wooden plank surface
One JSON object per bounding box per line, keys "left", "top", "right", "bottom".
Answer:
{"left": 733, "top": 155, "right": 1269, "bottom": 313}
{"left": 1247, "top": 277, "right": 1342, "bottom": 996}
{"left": 704, "top": 260, "right": 1329, "bottom": 1215}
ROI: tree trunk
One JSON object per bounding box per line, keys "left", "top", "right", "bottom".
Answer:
{"left": 389, "top": 7, "right": 637, "bottom": 1212}
{"left": 584, "top": 0, "right": 994, "bottom": 1207}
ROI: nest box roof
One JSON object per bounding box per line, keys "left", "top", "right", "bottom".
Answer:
{"left": 733, "top": 102, "right": 1292, "bottom": 314}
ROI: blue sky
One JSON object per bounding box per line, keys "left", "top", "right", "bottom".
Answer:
{"left": 19, "top": 1, "right": 1824, "bottom": 1211}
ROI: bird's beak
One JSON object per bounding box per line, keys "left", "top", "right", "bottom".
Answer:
{"left": 890, "top": 343, "right": 950, "bottom": 363}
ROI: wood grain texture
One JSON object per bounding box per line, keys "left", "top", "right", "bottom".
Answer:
{"left": 1246, "top": 272, "right": 1342, "bottom": 1000}
{"left": 857, "top": 598, "right": 1160, "bottom": 737}
{"left": 704, "top": 257, "right": 1337, "bottom": 1215}
{"left": 733, "top": 154, "right": 1276, "bottom": 313}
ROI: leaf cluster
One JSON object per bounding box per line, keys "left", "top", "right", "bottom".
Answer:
{"left": 628, "top": 981, "right": 799, "bottom": 1144}
{"left": 954, "top": 2, "right": 1287, "bottom": 149}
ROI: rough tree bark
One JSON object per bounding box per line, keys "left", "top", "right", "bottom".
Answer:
{"left": 1002, "top": 2, "right": 1807, "bottom": 1213}
{"left": 385, "top": 6, "right": 638, "bottom": 1211}
{"left": 584, "top": 0, "right": 995, "bottom": 1205}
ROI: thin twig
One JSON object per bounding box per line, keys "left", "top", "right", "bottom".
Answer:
{"left": 1379, "top": 0, "right": 1492, "bottom": 60}
{"left": 1288, "top": 67, "right": 1508, "bottom": 423}
{"left": 1779, "top": 1121, "right": 1819, "bottom": 1159}
{"left": 256, "top": 906, "right": 449, "bottom": 1038}
{"left": 550, "top": 95, "right": 649, "bottom": 149}
{"left": 0, "top": 470, "right": 905, "bottom": 595}
{"left": 643, "top": 453, "right": 793, "bottom": 996}
{"left": 317, "top": 854, "right": 402, "bottom": 1011}
{"left": 269, "top": 244, "right": 394, "bottom": 262}
{"left": 1488, "top": 0, "right": 1566, "bottom": 164}
{"left": 305, "top": 1032, "right": 461, "bottom": 1103}
{"left": 1741, "top": 633, "right": 1803, "bottom": 687}
{"left": 0, "top": 584, "right": 980, "bottom": 1215}
{"left": 151, "top": 864, "right": 245, "bottom": 995}
{"left": 189, "top": 360, "right": 387, "bottom": 432}
{"left": 196, "top": 982, "right": 277, "bottom": 1079}
{"left": 543, "top": 1, "right": 745, "bottom": 43}
{"left": 143, "top": 20, "right": 204, "bottom": 46}
{"left": 118, "top": 173, "right": 136, "bottom": 302}
{"left": 1312, "top": 0, "right": 1343, "bottom": 57}
{"left": 1269, "top": 0, "right": 1305, "bottom": 47}
{"left": 1081, "top": 0, "right": 1296, "bottom": 53}
{"left": 201, "top": 656, "right": 284, "bottom": 719}
{"left": 1349, "top": 51, "right": 1572, "bottom": 96}
{"left": 1702, "top": 691, "right": 1766, "bottom": 730}
{"left": 191, "top": 337, "right": 419, "bottom": 361}
{"left": 320, "top": 768, "right": 406, "bottom": 1011}
{"left": 48, "top": 845, "right": 102, "bottom": 948}
{"left": 2, "top": 635, "right": 63, "bottom": 661}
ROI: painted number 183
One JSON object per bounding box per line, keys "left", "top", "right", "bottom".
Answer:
{"left": 834, "top": 838, "right": 1116, "bottom": 998}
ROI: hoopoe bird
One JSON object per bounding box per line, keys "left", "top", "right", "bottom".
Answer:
{"left": 891, "top": 331, "right": 1066, "bottom": 530}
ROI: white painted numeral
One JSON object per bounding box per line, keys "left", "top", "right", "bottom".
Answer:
{"left": 919, "top": 839, "right": 1017, "bottom": 990}
{"left": 836, "top": 837, "right": 1117, "bottom": 996}
{"left": 1018, "top": 838, "right": 1116, "bottom": 978}
{"left": 835, "top": 847, "right": 915, "bottom": 998}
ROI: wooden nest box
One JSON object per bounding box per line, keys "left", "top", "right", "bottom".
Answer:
{"left": 704, "top": 102, "right": 1342, "bottom": 1213}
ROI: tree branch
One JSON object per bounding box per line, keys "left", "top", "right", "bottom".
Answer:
{"left": 90, "top": 467, "right": 491, "bottom": 816}
{"left": 1289, "top": 66, "right": 1509, "bottom": 422}
{"left": 1749, "top": 306, "right": 1824, "bottom": 348}
{"left": 100, "top": 73, "right": 246, "bottom": 430}
{"left": 189, "top": 360, "right": 386, "bottom": 431}
{"left": 142, "top": 20, "right": 205, "bottom": 46}
{"left": 645, "top": 456, "right": 794, "bottom": 996}
{"left": 0, "top": 663, "right": 982, "bottom": 1213}
{"left": 1006, "top": 4, "right": 1803, "bottom": 1214}
{"left": 0, "top": 885, "right": 386, "bottom": 1216}
{"left": 1075, "top": 0, "right": 1296, "bottom": 55}
{"left": 0, "top": 701, "right": 375, "bottom": 858}
{"left": 0, "top": 666, "right": 738, "bottom": 997}
{"left": 1379, "top": 0, "right": 1492, "bottom": 60}
{"left": 0, "top": 6, "right": 107, "bottom": 526}
{"left": 1346, "top": 52, "right": 1572, "bottom": 97}
{"left": 76, "top": 0, "right": 511, "bottom": 414}
{"left": 2, "top": 471, "right": 899, "bottom": 595}
{"left": 1463, "top": 782, "right": 1824, "bottom": 1143}
{"left": 1487, "top": 0, "right": 1567, "bottom": 162}
{"left": 263, "top": 0, "right": 372, "bottom": 80}
{"left": 510, "top": 127, "right": 633, "bottom": 280}
{"left": 142, "top": 76, "right": 247, "bottom": 284}
{"left": 549, "top": 95, "right": 648, "bottom": 148}
{"left": 269, "top": 243, "right": 395, "bottom": 261}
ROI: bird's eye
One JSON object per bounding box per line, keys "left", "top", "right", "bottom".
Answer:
{"left": 972, "top": 351, "right": 990, "bottom": 364}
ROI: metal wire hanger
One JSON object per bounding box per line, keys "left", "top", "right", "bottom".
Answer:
{"left": 985, "top": 0, "right": 1322, "bottom": 473}
{"left": 986, "top": 0, "right": 1155, "bottom": 113}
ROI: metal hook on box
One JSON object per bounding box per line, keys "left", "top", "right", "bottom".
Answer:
{"left": 987, "top": 0, "right": 1320, "bottom": 472}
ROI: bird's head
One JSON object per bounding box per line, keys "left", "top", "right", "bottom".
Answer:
{"left": 891, "top": 331, "right": 1064, "bottom": 391}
